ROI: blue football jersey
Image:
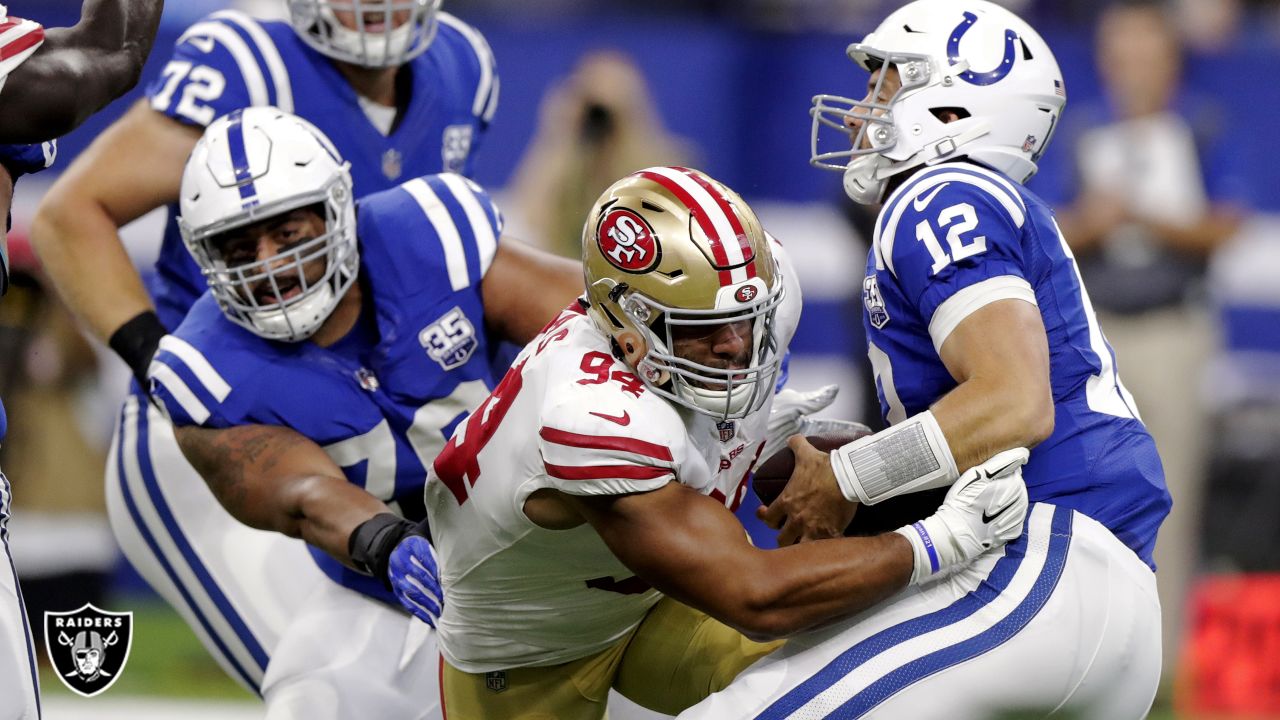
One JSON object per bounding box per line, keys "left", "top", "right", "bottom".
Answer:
{"left": 144, "top": 9, "right": 498, "bottom": 330}
{"left": 862, "top": 161, "right": 1171, "bottom": 567}
{"left": 148, "top": 173, "right": 501, "bottom": 604}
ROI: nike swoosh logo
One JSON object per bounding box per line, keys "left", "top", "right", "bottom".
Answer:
{"left": 589, "top": 410, "right": 631, "bottom": 426}
{"left": 913, "top": 182, "right": 950, "bottom": 212}
{"left": 982, "top": 503, "right": 1013, "bottom": 524}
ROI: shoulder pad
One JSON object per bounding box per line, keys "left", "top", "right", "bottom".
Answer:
{"left": 146, "top": 11, "right": 294, "bottom": 126}
{"left": 537, "top": 372, "right": 685, "bottom": 497}
{"left": 436, "top": 13, "right": 499, "bottom": 123}
{"left": 875, "top": 163, "right": 1027, "bottom": 277}
{"left": 359, "top": 173, "right": 502, "bottom": 293}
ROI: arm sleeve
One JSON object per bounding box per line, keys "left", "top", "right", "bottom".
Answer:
{"left": 435, "top": 14, "right": 498, "bottom": 176}
{"left": 537, "top": 394, "right": 682, "bottom": 497}
{"left": 437, "top": 14, "right": 498, "bottom": 128}
{"left": 0, "top": 14, "right": 43, "bottom": 94}
{"left": 147, "top": 334, "right": 237, "bottom": 429}
{"left": 361, "top": 172, "right": 503, "bottom": 295}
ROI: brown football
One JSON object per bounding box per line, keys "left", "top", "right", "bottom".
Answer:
{"left": 752, "top": 429, "right": 871, "bottom": 506}
{"left": 752, "top": 426, "right": 948, "bottom": 537}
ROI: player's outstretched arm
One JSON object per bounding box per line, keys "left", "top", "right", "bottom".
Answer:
{"left": 481, "top": 238, "right": 583, "bottom": 345}
{"left": 31, "top": 102, "right": 201, "bottom": 380}
{"left": 173, "top": 423, "right": 392, "bottom": 566}
{"left": 174, "top": 422, "right": 443, "bottom": 623}
{"left": 569, "top": 449, "right": 1029, "bottom": 641}
{"left": 0, "top": 0, "right": 165, "bottom": 142}
{"left": 571, "top": 482, "right": 910, "bottom": 641}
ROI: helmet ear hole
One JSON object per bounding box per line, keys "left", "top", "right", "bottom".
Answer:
{"left": 929, "top": 106, "right": 971, "bottom": 122}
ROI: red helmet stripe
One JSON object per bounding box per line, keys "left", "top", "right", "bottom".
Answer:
{"left": 672, "top": 166, "right": 759, "bottom": 281}
{"left": 638, "top": 167, "right": 744, "bottom": 286}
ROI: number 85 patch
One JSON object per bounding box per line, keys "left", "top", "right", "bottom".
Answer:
{"left": 419, "top": 307, "right": 479, "bottom": 370}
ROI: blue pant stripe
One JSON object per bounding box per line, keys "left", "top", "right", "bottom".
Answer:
{"left": 114, "top": 401, "right": 264, "bottom": 692}
{"left": 833, "top": 507, "right": 1073, "bottom": 718}
{"left": 131, "top": 401, "right": 272, "bottom": 672}
{"left": 756, "top": 507, "right": 1051, "bottom": 719}
{"left": 1, "top": 474, "right": 42, "bottom": 718}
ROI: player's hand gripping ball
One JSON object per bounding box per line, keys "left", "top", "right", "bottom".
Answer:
{"left": 753, "top": 428, "right": 872, "bottom": 506}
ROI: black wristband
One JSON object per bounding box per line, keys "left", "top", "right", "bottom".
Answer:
{"left": 108, "top": 310, "right": 168, "bottom": 387}
{"left": 348, "top": 513, "right": 430, "bottom": 589}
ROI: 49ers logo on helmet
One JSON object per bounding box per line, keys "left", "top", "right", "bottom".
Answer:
{"left": 598, "top": 208, "right": 660, "bottom": 273}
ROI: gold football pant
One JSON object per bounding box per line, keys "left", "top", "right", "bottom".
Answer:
{"left": 441, "top": 596, "right": 782, "bottom": 719}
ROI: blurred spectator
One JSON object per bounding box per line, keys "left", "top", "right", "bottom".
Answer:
{"left": 0, "top": 232, "right": 117, "bottom": 644}
{"left": 1173, "top": 0, "right": 1244, "bottom": 52}
{"left": 506, "top": 50, "right": 697, "bottom": 257}
{"left": 1053, "top": 0, "right": 1248, "bottom": 688}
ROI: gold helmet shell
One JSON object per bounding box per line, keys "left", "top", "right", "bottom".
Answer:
{"left": 582, "top": 166, "right": 785, "bottom": 419}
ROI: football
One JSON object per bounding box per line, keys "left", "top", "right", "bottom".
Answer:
{"left": 752, "top": 428, "right": 871, "bottom": 506}
{"left": 752, "top": 425, "right": 949, "bottom": 537}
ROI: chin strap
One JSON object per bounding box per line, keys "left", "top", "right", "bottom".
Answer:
{"left": 919, "top": 122, "right": 994, "bottom": 166}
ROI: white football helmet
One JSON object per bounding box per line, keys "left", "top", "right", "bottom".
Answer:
{"left": 583, "top": 167, "right": 785, "bottom": 421}
{"left": 287, "top": 0, "right": 442, "bottom": 68}
{"left": 177, "top": 107, "right": 358, "bottom": 342}
{"left": 811, "top": 0, "right": 1065, "bottom": 204}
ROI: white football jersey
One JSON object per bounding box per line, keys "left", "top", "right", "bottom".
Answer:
{"left": 426, "top": 242, "right": 801, "bottom": 673}
{"left": 0, "top": 7, "right": 43, "bottom": 94}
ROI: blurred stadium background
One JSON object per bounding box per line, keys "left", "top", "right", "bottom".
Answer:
{"left": 7, "top": 0, "right": 1280, "bottom": 717}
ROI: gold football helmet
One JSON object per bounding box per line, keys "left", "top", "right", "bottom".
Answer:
{"left": 583, "top": 166, "right": 785, "bottom": 420}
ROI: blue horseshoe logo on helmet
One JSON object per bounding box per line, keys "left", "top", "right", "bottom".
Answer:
{"left": 947, "top": 11, "right": 1018, "bottom": 85}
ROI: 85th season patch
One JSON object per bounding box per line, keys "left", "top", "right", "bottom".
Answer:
{"left": 44, "top": 603, "right": 133, "bottom": 697}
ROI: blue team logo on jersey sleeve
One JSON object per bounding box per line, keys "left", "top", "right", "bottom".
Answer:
{"left": 419, "top": 307, "right": 479, "bottom": 370}
{"left": 864, "top": 275, "right": 890, "bottom": 329}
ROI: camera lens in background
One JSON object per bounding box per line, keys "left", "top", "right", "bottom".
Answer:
{"left": 581, "top": 102, "right": 615, "bottom": 143}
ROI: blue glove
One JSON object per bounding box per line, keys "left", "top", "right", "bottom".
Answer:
{"left": 388, "top": 535, "right": 443, "bottom": 627}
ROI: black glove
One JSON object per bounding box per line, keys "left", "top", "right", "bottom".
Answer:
{"left": 108, "top": 310, "right": 168, "bottom": 389}
{"left": 348, "top": 513, "right": 432, "bottom": 590}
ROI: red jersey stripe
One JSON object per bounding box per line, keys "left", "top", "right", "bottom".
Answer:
{"left": 540, "top": 426, "right": 673, "bottom": 462}
{"left": 544, "top": 462, "right": 672, "bottom": 482}
{"left": 0, "top": 25, "right": 42, "bottom": 62}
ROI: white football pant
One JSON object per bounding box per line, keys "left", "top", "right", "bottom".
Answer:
{"left": 1, "top": 469, "right": 40, "bottom": 720}
{"left": 105, "top": 394, "right": 442, "bottom": 717}
{"left": 678, "top": 503, "right": 1162, "bottom": 720}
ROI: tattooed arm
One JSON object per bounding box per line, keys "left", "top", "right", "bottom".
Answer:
{"left": 173, "top": 423, "right": 391, "bottom": 569}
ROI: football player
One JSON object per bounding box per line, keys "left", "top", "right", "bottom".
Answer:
{"left": 696, "top": 1, "right": 1169, "bottom": 717}
{"left": 146, "top": 107, "right": 579, "bottom": 715}
{"left": 408, "top": 166, "right": 1030, "bottom": 719}
{"left": 29, "top": 0, "right": 499, "bottom": 697}
{"left": 0, "top": 2, "right": 164, "bottom": 718}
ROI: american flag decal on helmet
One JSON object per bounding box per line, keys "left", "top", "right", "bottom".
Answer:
{"left": 636, "top": 167, "right": 758, "bottom": 287}
{"left": 1053, "top": 79, "right": 1066, "bottom": 97}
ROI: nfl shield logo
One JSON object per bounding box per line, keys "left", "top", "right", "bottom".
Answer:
{"left": 44, "top": 604, "right": 133, "bottom": 697}
{"left": 485, "top": 670, "right": 508, "bottom": 693}
{"left": 717, "top": 421, "right": 736, "bottom": 442}
{"left": 382, "top": 148, "right": 403, "bottom": 180}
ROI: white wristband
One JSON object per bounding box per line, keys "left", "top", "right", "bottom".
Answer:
{"left": 829, "top": 410, "right": 959, "bottom": 505}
